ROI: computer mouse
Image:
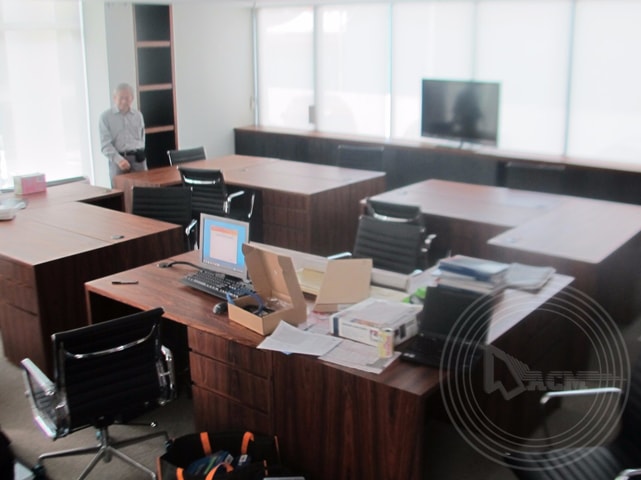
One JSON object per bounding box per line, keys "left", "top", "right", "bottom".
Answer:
{"left": 213, "top": 302, "right": 228, "bottom": 315}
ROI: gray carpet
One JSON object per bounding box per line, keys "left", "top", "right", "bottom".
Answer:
{"left": 2, "top": 311, "right": 640, "bottom": 479}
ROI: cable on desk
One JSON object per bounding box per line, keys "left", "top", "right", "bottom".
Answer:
{"left": 156, "top": 260, "right": 203, "bottom": 270}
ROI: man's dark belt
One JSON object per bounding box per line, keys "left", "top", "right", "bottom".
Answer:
{"left": 119, "top": 149, "right": 146, "bottom": 163}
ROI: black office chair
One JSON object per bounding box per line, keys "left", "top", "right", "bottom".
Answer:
{"left": 166, "top": 146, "right": 207, "bottom": 166}
{"left": 504, "top": 347, "right": 641, "bottom": 480}
{"left": 340, "top": 214, "right": 433, "bottom": 274}
{"left": 365, "top": 198, "right": 424, "bottom": 224}
{"left": 178, "top": 166, "right": 255, "bottom": 222}
{"left": 337, "top": 144, "right": 385, "bottom": 171}
{"left": 132, "top": 186, "right": 197, "bottom": 250}
{"left": 21, "top": 307, "right": 175, "bottom": 480}
{"left": 364, "top": 198, "right": 447, "bottom": 267}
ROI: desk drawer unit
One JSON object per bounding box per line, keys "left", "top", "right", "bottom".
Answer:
{"left": 0, "top": 257, "right": 38, "bottom": 314}
{"left": 188, "top": 329, "right": 273, "bottom": 434}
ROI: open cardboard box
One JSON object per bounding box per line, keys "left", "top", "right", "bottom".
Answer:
{"left": 228, "top": 243, "right": 307, "bottom": 335}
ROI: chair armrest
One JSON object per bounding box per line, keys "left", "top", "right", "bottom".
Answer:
{"left": 185, "top": 218, "right": 197, "bottom": 236}
{"left": 224, "top": 190, "right": 256, "bottom": 219}
{"left": 157, "top": 345, "right": 177, "bottom": 405}
{"left": 328, "top": 251, "right": 352, "bottom": 260}
{"left": 21, "top": 358, "right": 54, "bottom": 394}
{"left": 540, "top": 387, "right": 623, "bottom": 405}
{"left": 538, "top": 386, "right": 622, "bottom": 452}
{"left": 616, "top": 469, "right": 641, "bottom": 479}
{"left": 20, "top": 359, "right": 67, "bottom": 439}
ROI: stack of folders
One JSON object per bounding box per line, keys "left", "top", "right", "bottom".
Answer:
{"left": 435, "top": 255, "right": 509, "bottom": 294}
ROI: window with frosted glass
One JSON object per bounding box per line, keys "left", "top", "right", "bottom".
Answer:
{"left": 317, "top": 4, "right": 389, "bottom": 137}
{"left": 391, "top": 1, "right": 475, "bottom": 140}
{"left": 0, "top": 0, "right": 88, "bottom": 188}
{"left": 256, "top": 7, "right": 314, "bottom": 130}
{"left": 475, "top": 0, "right": 572, "bottom": 155}
{"left": 567, "top": 1, "right": 641, "bottom": 163}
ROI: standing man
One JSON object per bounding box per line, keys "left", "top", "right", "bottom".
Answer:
{"left": 99, "top": 83, "right": 147, "bottom": 186}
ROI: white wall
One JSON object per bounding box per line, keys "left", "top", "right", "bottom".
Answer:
{"left": 172, "top": 3, "right": 254, "bottom": 157}
{"left": 82, "top": 2, "right": 111, "bottom": 187}
{"left": 84, "top": 2, "right": 254, "bottom": 187}
{"left": 82, "top": 1, "right": 137, "bottom": 188}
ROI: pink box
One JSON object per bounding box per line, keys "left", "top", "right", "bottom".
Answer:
{"left": 14, "top": 173, "right": 47, "bottom": 195}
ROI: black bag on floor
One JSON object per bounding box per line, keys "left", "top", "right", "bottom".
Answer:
{"left": 157, "top": 431, "right": 281, "bottom": 480}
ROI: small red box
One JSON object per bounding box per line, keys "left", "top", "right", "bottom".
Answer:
{"left": 14, "top": 173, "right": 46, "bottom": 195}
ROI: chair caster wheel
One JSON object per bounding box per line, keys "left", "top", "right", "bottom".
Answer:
{"left": 32, "top": 463, "right": 47, "bottom": 479}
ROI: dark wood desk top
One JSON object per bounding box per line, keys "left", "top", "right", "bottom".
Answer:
{"left": 0, "top": 202, "right": 179, "bottom": 264}
{"left": 112, "top": 155, "right": 275, "bottom": 189}
{"left": 0, "top": 180, "right": 122, "bottom": 209}
{"left": 370, "top": 178, "right": 564, "bottom": 228}
{"left": 113, "top": 154, "right": 385, "bottom": 195}
{"left": 85, "top": 249, "right": 573, "bottom": 397}
{"left": 0, "top": 216, "right": 107, "bottom": 265}
{"left": 370, "top": 178, "right": 641, "bottom": 265}
{"left": 489, "top": 197, "right": 641, "bottom": 264}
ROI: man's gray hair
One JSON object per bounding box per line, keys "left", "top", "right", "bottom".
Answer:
{"left": 114, "top": 83, "right": 134, "bottom": 95}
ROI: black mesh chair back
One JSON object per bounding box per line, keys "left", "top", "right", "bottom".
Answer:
{"left": 365, "top": 198, "right": 423, "bottom": 224}
{"left": 352, "top": 215, "right": 428, "bottom": 274}
{"left": 167, "top": 146, "right": 206, "bottom": 166}
{"left": 337, "top": 144, "right": 385, "bottom": 171}
{"left": 178, "top": 166, "right": 228, "bottom": 218}
{"left": 53, "top": 308, "right": 169, "bottom": 432}
{"left": 132, "top": 186, "right": 195, "bottom": 250}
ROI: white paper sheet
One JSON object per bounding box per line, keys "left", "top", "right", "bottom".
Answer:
{"left": 257, "top": 320, "right": 342, "bottom": 356}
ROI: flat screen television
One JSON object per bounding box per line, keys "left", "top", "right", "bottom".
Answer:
{"left": 421, "top": 79, "right": 500, "bottom": 146}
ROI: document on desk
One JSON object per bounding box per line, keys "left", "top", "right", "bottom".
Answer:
{"left": 319, "top": 340, "right": 400, "bottom": 374}
{"left": 257, "top": 321, "right": 342, "bottom": 356}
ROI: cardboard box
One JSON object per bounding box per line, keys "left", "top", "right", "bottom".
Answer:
{"left": 228, "top": 243, "right": 307, "bottom": 335}
{"left": 313, "top": 258, "right": 372, "bottom": 313}
{"left": 14, "top": 173, "right": 46, "bottom": 195}
{"left": 329, "top": 298, "right": 421, "bottom": 347}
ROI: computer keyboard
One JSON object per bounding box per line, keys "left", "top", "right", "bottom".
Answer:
{"left": 181, "top": 269, "right": 255, "bottom": 301}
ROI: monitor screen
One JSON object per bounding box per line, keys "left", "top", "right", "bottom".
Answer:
{"left": 199, "top": 213, "right": 250, "bottom": 280}
{"left": 421, "top": 79, "right": 500, "bottom": 146}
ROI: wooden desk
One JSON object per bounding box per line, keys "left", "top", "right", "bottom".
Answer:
{"left": 113, "top": 155, "right": 386, "bottom": 256}
{"left": 0, "top": 199, "right": 184, "bottom": 374}
{"left": 369, "top": 179, "right": 641, "bottom": 322}
{"left": 85, "top": 249, "right": 573, "bottom": 480}
{"left": 369, "top": 179, "right": 564, "bottom": 257}
{"left": 0, "top": 179, "right": 124, "bottom": 211}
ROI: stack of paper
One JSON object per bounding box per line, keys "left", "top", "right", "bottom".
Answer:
{"left": 435, "top": 255, "right": 555, "bottom": 293}
{"left": 436, "top": 255, "right": 509, "bottom": 293}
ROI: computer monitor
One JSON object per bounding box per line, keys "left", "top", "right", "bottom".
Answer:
{"left": 199, "top": 213, "right": 250, "bottom": 280}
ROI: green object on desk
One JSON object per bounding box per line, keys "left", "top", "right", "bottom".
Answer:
{"left": 403, "top": 286, "right": 426, "bottom": 304}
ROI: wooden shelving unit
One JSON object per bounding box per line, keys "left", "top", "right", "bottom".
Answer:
{"left": 133, "top": 4, "right": 176, "bottom": 168}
